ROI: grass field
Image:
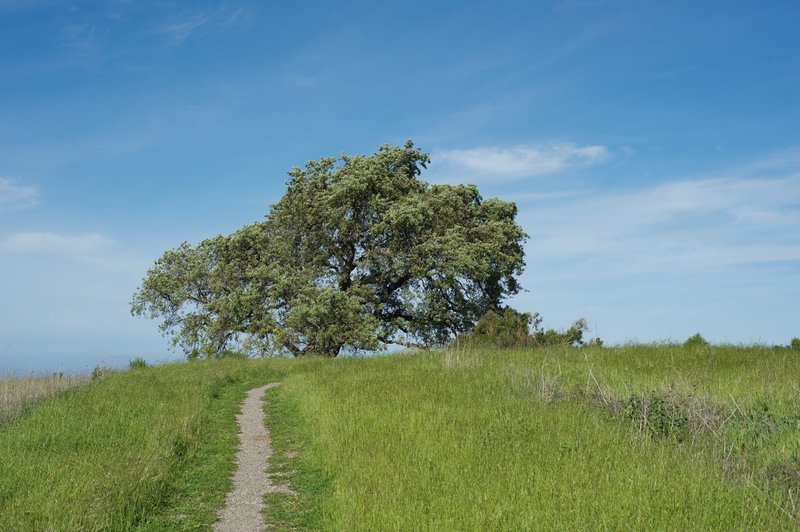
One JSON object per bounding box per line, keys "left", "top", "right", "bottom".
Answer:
{"left": 263, "top": 345, "right": 800, "bottom": 530}
{"left": 1, "top": 345, "right": 798, "bottom": 529}
{"left": 0, "top": 372, "right": 89, "bottom": 424}
{"left": 0, "top": 359, "right": 287, "bottom": 530}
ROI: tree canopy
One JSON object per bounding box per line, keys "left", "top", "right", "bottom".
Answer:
{"left": 132, "top": 142, "right": 527, "bottom": 357}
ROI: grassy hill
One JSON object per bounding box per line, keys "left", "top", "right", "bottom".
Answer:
{"left": 0, "top": 359, "right": 287, "bottom": 530}
{"left": 1, "top": 345, "right": 798, "bottom": 529}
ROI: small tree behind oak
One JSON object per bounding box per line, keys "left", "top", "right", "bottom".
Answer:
{"left": 131, "top": 142, "right": 527, "bottom": 357}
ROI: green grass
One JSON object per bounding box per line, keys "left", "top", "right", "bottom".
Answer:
{"left": 264, "top": 346, "right": 800, "bottom": 529}
{"left": 0, "top": 358, "right": 285, "bottom": 530}
{"left": 263, "top": 383, "right": 334, "bottom": 531}
{"left": 2, "top": 345, "right": 798, "bottom": 529}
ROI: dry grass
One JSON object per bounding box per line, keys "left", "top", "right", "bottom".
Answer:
{"left": 0, "top": 373, "right": 89, "bottom": 423}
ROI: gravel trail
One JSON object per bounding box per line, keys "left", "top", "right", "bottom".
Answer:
{"left": 214, "top": 382, "right": 281, "bottom": 532}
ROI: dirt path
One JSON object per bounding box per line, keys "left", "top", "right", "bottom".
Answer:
{"left": 214, "top": 382, "right": 281, "bottom": 532}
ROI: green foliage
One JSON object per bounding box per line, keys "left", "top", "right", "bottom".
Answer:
{"left": 467, "top": 308, "right": 532, "bottom": 348}
{"left": 790, "top": 337, "right": 800, "bottom": 351}
{"left": 531, "top": 317, "right": 589, "bottom": 347}
{"left": 132, "top": 142, "right": 527, "bottom": 358}
{"left": 622, "top": 392, "right": 690, "bottom": 441}
{"left": 684, "top": 333, "right": 710, "bottom": 348}
{"left": 128, "top": 357, "right": 148, "bottom": 369}
{"left": 460, "top": 309, "right": 593, "bottom": 348}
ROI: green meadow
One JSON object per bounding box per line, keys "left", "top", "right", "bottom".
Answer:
{"left": 1, "top": 345, "right": 798, "bottom": 530}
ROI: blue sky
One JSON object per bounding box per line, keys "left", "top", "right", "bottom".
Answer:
{"left": 1, "top": 0, "right": 798, "bottom": 373}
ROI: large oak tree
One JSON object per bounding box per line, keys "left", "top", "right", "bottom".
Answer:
{"left": 132, "top": 142, "right": 527, "bottom": 357}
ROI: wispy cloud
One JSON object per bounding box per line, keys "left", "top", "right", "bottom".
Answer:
{"left": 430, "top": 143, "right": 609, "bottom": 183}
{"left": 0, "top": 178, "right": 38, "bottom": 211}
{"left": 517, "top": 172, "right": 800, "bottom": 275}
{"left": 60, "top": 22, "right": 103, "bottom": 51}
{"left": 505, "top": 148, "right": 800, "bottom": 343}
{"left": 55, "top": 21, "right": 110, "bottom": 67}
{"left": 0, "top": 232, "right": 113, "bottom": 254}
{"left": 151, "top": 5, "right": 252, "bottom": 45}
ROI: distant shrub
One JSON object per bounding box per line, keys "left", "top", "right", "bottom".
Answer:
{"left": 128, "top": 357, "right": 148, "bottom": 370}
{"left": 683, "top": 333, "right": 710, "bottom": 348}
{"left": 469, "top": 308, "right": 532, "bottom": 348}
{"left": 790, "top": 337, "right": 800, "bottom": 351}
{"left": 532, "top": 317, "right": 589, "bottom": 347}
{"left": 458, "top": 309, "right": 597, "bottom": 348}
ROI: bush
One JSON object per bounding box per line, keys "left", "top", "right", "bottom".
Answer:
{"left": 459, "top": 309, "right": 596, "bottom": 348}
{"left": 683, "top": 333, "right": 710, "bottom": 348}
{"left": 469, "top": 308, "right": 532, "bottom": 348}
{"left": 622, "top": 392, "right": 690, "bottom": 441}
{"left": 128, "top": 357, "right": 148, "bottom": 370}
{"left": 790, "top": 337, "right": 800, "bottom": 351}
{"left": 534, "top": 318, "right": 588, "bottom": 347}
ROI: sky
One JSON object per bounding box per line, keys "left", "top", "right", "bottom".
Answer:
{"left": 1, "top": 0, "right": 798, "bottom": 374}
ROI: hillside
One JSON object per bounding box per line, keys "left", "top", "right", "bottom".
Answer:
{"left": 1, "top": 345, "right": 798, "bottom": 529}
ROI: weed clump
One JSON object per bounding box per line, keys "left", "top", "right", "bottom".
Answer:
{"left": 765, "top": 454, "right": 800, "bottom": 494}
{"left": 683, "top": 333, "right": 710, "bottom": 349}
{"left": 621, "top": 392, "right": 691, "bottom": 441}
{"left": 129, "top": 357, "right": 148, "bottom": 370}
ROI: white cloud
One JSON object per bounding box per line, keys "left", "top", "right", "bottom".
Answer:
{"left": 58, "top": 22, "right": 107, "bottom": 66}
{"left": 517, "top": 174, "right": 800, "bottom": 274}
{"left": 0, "top": 232, "right": 113, "bottom": 254}
{"left": 0, "top": 178, "right": 38, "bottom": 211}
{"left": 152, "top": 5, "right": 252, "bottom": 44}
{"left": 430, "top": 143, "right": 609, "bottom": 182}
{"left": 505, "top": 148, "right": 800, "bottom": 345}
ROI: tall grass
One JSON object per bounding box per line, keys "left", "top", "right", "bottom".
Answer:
{"left": 1, "top": 345, "right": 796, "bottom": 529}
{"left": 0, "top": 358, "right": 286, "bottom": 530}
{"left": 0, "top": 373, "right": 89, "bottom": 424}
{"left": 264, "top": 346, "right": 800, "bottom": 529}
